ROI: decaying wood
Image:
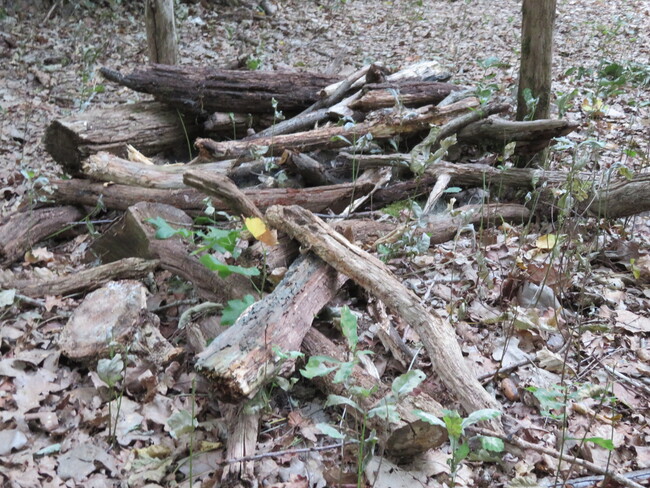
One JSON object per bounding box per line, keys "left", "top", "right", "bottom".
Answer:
{"left": 458, "top": 116, "right": 579, "bottom": 152}
{"left": 58, "top": 280, "right": 181, "bottom": 364}
{"left": 0, "top": 206, "right": 83, "bottom": 265}
{"left": 195, "top": 97, "right": 481, "bottom": 160}
{"left": 244, "top": 108, "right": 331, "bottom": 141}
{"left": 183, "top": 170, "right": 264, "bottom": 219}
{"left": 4, "top": 257, "right": 159, "bottom": 298}
{"left": 83, "top": 152, "right": 234, "bottom": 189}
{"left": 282, "top": 151, "right": 341, "bottom": 186}
{"left": 425, "top": 162, "right": 650, "bottom": 219}
{"left": 265, "top": 205, "right": 503, "bottom": 421}
{"left": 50, "top": 177, "right": 377, "bottom": 215}
{"left": 302, "top": 328, "right": 448, "bottom": 459}
{"left": 349, "top": 80, "right": 461, "bottom": 111}
{"left": 195, "top": 254, "right": 348, "bottom": 402}
{"left": 91, "top": 202, "right": 255, "bottom": 302}
{"left": 221, "top": 403, "right": 259, "bottom": 487}
{"left": 100, "top": 65, "right": 339, "bottom": 115}
{"left": 44, "top": 102, "right": 202, "bottom": 175}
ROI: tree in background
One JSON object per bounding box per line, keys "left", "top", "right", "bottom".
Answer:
{"left": 145, "top": 0, "right": 178, "bottom": 65}
{"left": 516, "top": 0, "right": 557, "bottom": 122}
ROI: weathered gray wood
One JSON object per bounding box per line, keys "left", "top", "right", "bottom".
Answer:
{"left": 145, "top": 0, "right": 178, "bottom": 65}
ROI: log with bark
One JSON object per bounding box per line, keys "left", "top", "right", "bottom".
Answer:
{"left": 349, "top": 80, "right": 461, "bottom": 111}
{"left": 265, "top": 205, "right": 503, "bottom": 424}
{"left": 0, "top": 206, "right": 83, "bottom": 266}
{"left": 100, "top": 65, "right": 339, "bottom": 116}
{"left": 90, "top": 202, "right": 256, "bottom": 302}
{"left": 43, "top": 102, "right": 203, "bottom": 175}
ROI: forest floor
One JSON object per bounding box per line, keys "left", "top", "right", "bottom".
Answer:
{"left": 0, "top": 0, "right": 649, "bottom": 487}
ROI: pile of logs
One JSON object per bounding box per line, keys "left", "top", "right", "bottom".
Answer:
{"left": 3, "top": 61, "right": 649, "bottom": 473}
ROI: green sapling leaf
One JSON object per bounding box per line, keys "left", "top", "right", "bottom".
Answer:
{"left": 324, "top": 394, "right": 362, "bottom": 413}
{"left": 315, "top": 422, "right": 346, "bottom": 439}
{"left": 412, "top": 410, "right": 446, "bottom": 429}
{"left": 340, "top": 306, "right": 358, "bottom": 352}
{"left": 391, "top": 369, "right": 426, "bottom": 398}
{"left": 461, "top": 408, "right": 502, "bottom": 429}
{"left": 479, "top": 435, "right": 505, "bottom": 452}
{"left": 167, "top": 409, "right": 198, "bottom": 439}
{"left": 97, "top": 354, "right": 124, "bottom": 387}
{"left": 300, "top": 356, "right": 340, "bottom": 378}
{"left": 221, "top": 294, "right": 256, "bottom": 325}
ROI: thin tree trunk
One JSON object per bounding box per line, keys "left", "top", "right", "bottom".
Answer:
{"left": 145, "top": 0, "right": 178, "bottom": 65}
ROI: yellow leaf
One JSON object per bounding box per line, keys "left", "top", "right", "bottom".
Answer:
{"left": 135, "top": 444, "right": 171, "bottom": 459}
{"left": 536, "top": 234, "right": 557, "bottom": 250}
{"left": 245, "top": 217, "right": 278, "bottom": 246}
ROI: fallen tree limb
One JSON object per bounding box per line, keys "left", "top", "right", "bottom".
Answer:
{"left": 3, "top": 257, "right": 159, "bottom": 298}
{"left": 195, "top": 254, "right": 348, "bottom": 402}
{"left": 302, "top": 328, "right": 448, "bottom": 460}
{"left": 0, "top": 206, "right": 83, "bottom": 266}
{"left": 50, "top": 177, "right": 376, "bottom": 215}
{"left": 100, "top": 65, "right": 339, "bottom": 115}
{"left": 350, "top": 80, "right": 461, "bottom": 111}
{"left": 265, "top": 205, "right": 503, "bottom": 423}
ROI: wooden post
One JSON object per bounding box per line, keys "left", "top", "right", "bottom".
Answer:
{"left": 144, "top": 0, "right": 178, "bottom": 65}
{"left": 516, "top": 0, "right": 557, "bottom": 122}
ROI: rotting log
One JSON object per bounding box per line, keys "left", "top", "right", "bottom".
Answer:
{"left": 458, "top": 116, "right": 578, "bottom": 153}
{"left": 90, "top": 202, "right": 255, "bottom": 302}
{"left": 302, "top": 328, "right": 448, "bottom": 460}
{"left": 195, "top": 97, "right": 480, "bottom": 160}
{"left": 3, "top": 257, "right": 159, "bottom": 298}
{"left": 82, "top": 152, "right": 234, "bottom": 190}
{"left": 195, "top": 254, "right": 348, "bottom": 402}
{"left": 100, "top": 64, "right": 339, "bottom": 116}
{"left": 265, "top": 205, "right": 503, "bottom": 423}
{"left": 0, "top": 206, "right": 83, "bottom": 266}
{"left": 50, "top": 178, "right": 377, "bottom": 216}
{"left": 43, "top": 101, "right": 202, "bottom": 175}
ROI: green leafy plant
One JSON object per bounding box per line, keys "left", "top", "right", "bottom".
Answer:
{"left": 414, "top": 408, "right": 503, "bottom": 484}
{"left": 96, "top": 351, "right": 127, "bottom": 446}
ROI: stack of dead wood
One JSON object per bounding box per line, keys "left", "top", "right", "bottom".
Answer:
{"left": 3, "top": 61, "right": 649, "bottom": 477}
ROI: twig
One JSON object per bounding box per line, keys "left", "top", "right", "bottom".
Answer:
{"left": 220, "top": 442, "right": 346, "bottom": 465}
{"left": 469, "top": 427, "right": 645, "bottom": 488}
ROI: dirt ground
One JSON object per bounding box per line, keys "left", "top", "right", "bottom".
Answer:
{"left": 1, "top": 1, "right": 649, "bottom": 487}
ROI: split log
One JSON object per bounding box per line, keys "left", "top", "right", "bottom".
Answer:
{"left": 458, "top": 117, "right": 579, "bottom": 153}
{"left": 195, "top": 97, "right": 481, "bottom": 160}
{"left": 100, "top": 65, "right": 339, "bottom": 116}
{"left": 425, "top": 162, "right": 650, "bottom": 219}
{"left": 50, "top": 178, "right": 376, "bottom": 215}
{"left": 349, "top": 81, "right": 461, "bottom": 111}
{"left": 91, "top": 202, "right": 255, "bottom": 302}
{"left": 302, "top": 328, "right": 448, "bottom": 460}
{"left": 195, "top": 254, "right": 348, "bottom": 402}
{"left": 0, "top": 206, "right": 83, "bottom": 266}
{"left": 3, "top": 257, "right": 159, "bottom": 298}
{"left": 265, "top": 205, "right": 503, "bottom": 421}
{"left": 43, "top": 101, "right": 202, "bottom": 175}
{"left": 221, "top": 403, "right": 259, "bottom": 487}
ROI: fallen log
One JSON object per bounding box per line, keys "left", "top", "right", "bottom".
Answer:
{"left": 425, "top": 162, "right": 650, "bottom": 219}
{"left": 195, "top": 254, "right": 348, "bottom": 402}
{"left": 195, "top": 97, "right": 481, "bottom": 160}
{"left": 302, "top": 328, "right": 448, "bottom": 460}
{"left": 43, "top": 101, "right": 203, "bottom": 175}
{"left": 265, "top": 205, "right": 503, "bottom": 422}
{"left": 100, "top": 65, "right": 339, "bottom": 115}
{"left": 349, "top": 80, "right": 461, "bottom": 111}
{"left": 0, "top": 206, "right": 83, "bottom": 266}
{"left": 50, "top": 177, "right": 377, "bottom": 215}
{"left": 91, "top": 202, "right": 256, "bottom": 302}
{"left": 3, "top": 257, "right": 159, "bottom": 298}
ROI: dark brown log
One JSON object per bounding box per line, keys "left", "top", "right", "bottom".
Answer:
{"left": 195, "top": 97, "right": 481, "bottom": 160}
{"left": 458, "top": 116, "right": 578, "bottom": 153}
{"left": 50, "top": 178, "right": 376, "bottom": 215}
{"left": 350, "top": 81, "right": 461, "bottom": 111}
{"left": 302, "top": 328, "right": 448, "bottom": 460}
{"left": 91, "top": 202, "right": 255, "bottom": 302}
{"left": 265, "top": 205, "right": 503, "bottom": 421}
{"left": 4, "top": 258, "right": 159, "bottom": 298}
{"left": 43, "top": 102, "right": 202, "bottom": 175}
{"left": 195, "top": 254, "right": 348, "bottom": 402}
{"left": 0, "top": 206, "right": 83, "bottom": 266}
{"left": 100, "top": 65, "right": 339, "bottom": 116}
